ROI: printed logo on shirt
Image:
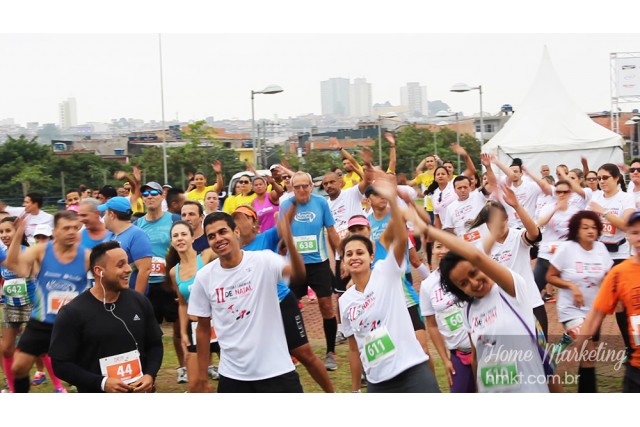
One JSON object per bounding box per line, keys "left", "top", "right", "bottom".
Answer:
{"left": 133, "top": 314, "right": 140, "bottom": 321}
{"left": 295, "top": 211, "right": 317, "bottom": 223}
{"left": 347, "top": 293, "right": 376, "bottom": 322}
{"left": 226, "top": 304, "right": 251, "bottom": 320}
{"left": 470, "top": 307, "right": 498, "bottom": 332}
{"left": 492, "top": 249, "right": 513, "bottom": 264}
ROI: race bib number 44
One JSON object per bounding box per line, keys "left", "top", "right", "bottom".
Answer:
{"left": 99, "top": 350, "right": 143, "bottom": 385}
{"left": 293, "top": 235, "right": 319, "bottom": 254}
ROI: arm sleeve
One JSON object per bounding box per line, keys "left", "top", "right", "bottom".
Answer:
{"left": 49, "top": 305, "right": 104, "bottom": 392}
{"left": 419, "top": 278, "right": 436, "bottom": 317}
{"left": 187, "top": 270, "right": 212, "bottom": 318}
{"left": 548, "top": 241, "right": 568, "bottom": 270}
{"left": 130, "top": 230, "right": 153, "bottom": 260}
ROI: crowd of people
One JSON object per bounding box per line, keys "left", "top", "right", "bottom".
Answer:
{"left": 0, "top": 132, "right": 639, "bottom": 393}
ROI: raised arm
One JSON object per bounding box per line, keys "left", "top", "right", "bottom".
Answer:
{"left": 522, "top": 165, "right": 553, "bottom": 196}
{"left": 500, "top": 183, "right": 540, "bottom": 242}
{"left": 372, "top": 172, "right": 407, "bottom": 266}
{"left": 452, "top": 144, "right": 476, "bottom": 179}
{"left": 491, "top": 155, "right": 516, "bottom": 185}
{"left": 356, "top": 147, "right": 374, "bottom": 195}
{"left": 278, "top": 204, "right": 305, "bottom": 285}
{"left": 480, "top": 153, "right": 498, "bottom": 194}
{"left": 426, "top": 225, "right": 516, "bottom": 297}
{"left": 212, "top": 160, "right": 224, "bottom": 193}
{"left": 5, "top": 216, "right": 41, "bottom": 278}
{"left": 581, "top": 156, "right": 590, "bottom": 178}
{"left": 330, "top": 137, "right": 362, "bottom": 169}
{"left": 557, "top": 167, "right": 585, "bottom": 198}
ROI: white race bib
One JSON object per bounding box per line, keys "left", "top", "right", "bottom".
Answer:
{"left": 47, "top": 290, "right": 79, "bottom": 315}
{"left": 293, "top": 235, "right": 319, "bottom": 254}
{"left": 363, "top": 326, "right": 397, "bottom": 367}
{"left": 99, "top": 349, "right": 143, "bottom": 384}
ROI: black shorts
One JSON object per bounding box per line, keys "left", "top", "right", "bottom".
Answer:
{"left": 291, "top": 260, "right": 334, "bottom": 299}
{"left": 17, "top": 319, "right": 53, "bottom": 357}
{"left": 218, "top": 369, "right": 303, "bottom": 393}
{"left": 148, "top": 283, "right": 179, "bottom": 324}
{"left": 332, "top": 259, "right": 351, "bottom": 293}
{"left": 279, "top": 292, "right": 308, "bottom": 351}
{"left": 407, "top": 304, "right": 425, "bottom": 331}
{"left": 186, "top": 321, "right": 220, "bottom": 354}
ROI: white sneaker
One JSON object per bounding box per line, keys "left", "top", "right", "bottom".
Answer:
{"left": 177, "top": 367, "right": 188, "bottom": 384}
{"left": 208, "top": 365, "right": 219, "bottom": 380}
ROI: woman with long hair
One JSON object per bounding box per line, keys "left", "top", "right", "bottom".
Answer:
{"left": 585, "top": 171, "right": 600, "bottom": 193}
{"left": 0, "top": 217, "right": 35, "bottom": 393}
{"left": 588, "top": 163, "right": 635, "bottom": 362}
{"left": 427, "top": 223, "right": 557, "bottom": 393}
{"left": 426, "top": 166, "right": 455, "bottom": 230}
{"left": 186, "top": 160, "right": 224, "bottom": 204}
{"left": 339, "top": 176, "right": 440, "bottom": 393}
{"left": 247, "top": 162, "right": 284, "bottom": 233}
{"left": 546, "top": 210, "right": 612, "bottom": 393}
{"left": 222, "top": 172, "right": 257, "bottom": 214}
{"left": 167, "top": 220, "right": 218, "bottom": 392}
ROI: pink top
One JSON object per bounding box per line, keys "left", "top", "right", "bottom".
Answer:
{"left": 253, "top": 195, "right": 279, "bottom": 233}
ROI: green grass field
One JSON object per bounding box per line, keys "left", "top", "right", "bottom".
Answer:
{"left": 12, "top": 333, "right": 624, "bottom": 393}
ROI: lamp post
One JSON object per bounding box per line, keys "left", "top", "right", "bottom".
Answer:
{"left": 251, "top": 84, "right": 283, "bottom": 168}
{"left": 624, "top": 115, "right": 640, "bottom": 160}
{"left": 436, "top": 110, "right": 461, "bottom": 173}
{"left": 377, "top": 112, "right": 398, "bottom": 166}
{"left": 158, "top": 34, "right": 168, "bottom": 185}
{"left": 451, "top": 83, "right": 484, "bottom": 146}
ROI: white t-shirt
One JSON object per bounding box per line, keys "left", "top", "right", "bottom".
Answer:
{"left": 627, "top": 181, "right": 640, "bottom": 209}
{"left": 463, "top": 271, "right": 549, "bottom": 393}
{"left": 430, "top": 181, "right": 456, "bottom": 217}
{"left": 279, "top": 192, "right": 294, "bottom": 205}
{"left": 534, "top": 193, "right": 555, "bottom": 221}
{"left": 537, "top": 203, "right": 579, "bottom": 260}
{"left": 499, "top": 178, "right": 543, "bottom": 228}
{"left": 187, "top": 250, "right": 294, "bottom": 381}
{"left": 328, "top": 186, "right": 364, "bottom": 240}
{"left": 549, "top": 240, "right": 613, "bottom": 323}
{"left": 441, "top": 191, "right": 486, "bottom": 237}
{"left": 11, "top": 209, "right": 54, "bottom": 242}
{"left": 478, "top": 228, "right": 544, "bottom": 309}
{"left": 397, "top": 185, "right": 418, "bottom": 232}
{"left": 339, "top": 249, "right": 428, "bottom": 384}
{"left": 419, "top": 269, "right": 471, "bottom": 350}
{"left": 589, "top": 190, "right": 635, "bottom": 259}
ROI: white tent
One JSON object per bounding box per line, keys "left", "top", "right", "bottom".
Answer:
{"left": 481, "top": 47, "right": 624, "bottom": 174}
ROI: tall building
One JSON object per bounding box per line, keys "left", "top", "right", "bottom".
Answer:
{"left": 400, "top": 82, "right": 428, "bottom": 116}
{"left": 321, "top": 78, "right": 350, "bottom": 116}
{"left": 59, "top": 97, "right": 77, "bottom": 129}
{"left": 349, "top": 78, "right": 372, "bottom": 118}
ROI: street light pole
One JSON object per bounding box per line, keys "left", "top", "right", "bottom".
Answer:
{"left": 158, "top": 34, "right": 168, "bottom": 185}
{"left": 450, "top": 83, "right": 484, "bottom": 146}
{"left": 250, "top": 85, "right": 284, "bottom": 169}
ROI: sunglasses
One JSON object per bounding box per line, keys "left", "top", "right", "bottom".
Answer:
{"left": 596, "top": 175, "right": 612, "bottom": 181}
{"left": 238, "top": 180, "right": 251, "bottom": 185}
{"left": 281, "top": 176, "right": 291, "bottom": 180}
{"left": 555, "top": 190, "right": 571, "bottom": 195}
{"left": 630, "top": 167, "right": 640, "bottom": 173}
{"left": 293, "top": 184, "right": 310, "bottom": 190}
{"left": 586, "top": 177, "right": 597, "bottom": 181}
{"left": 142, "top": 190, "right": 161, "bottom": 197}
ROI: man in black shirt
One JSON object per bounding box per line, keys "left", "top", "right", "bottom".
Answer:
{"left": 49, "top": 241, "right": 163, "bottom": 393}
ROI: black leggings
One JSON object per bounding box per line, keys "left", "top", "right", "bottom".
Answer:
{"left": 533, "top": 258, "right": 551, "bottom": 292}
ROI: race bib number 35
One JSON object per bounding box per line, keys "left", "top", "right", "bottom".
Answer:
{"left": 99, "top": 350, "right": 143, "bottom": 385}
{"left": 293, "top": 235, "right": 319, "bottom": 254}
{"left": 150, "top": 257, "right": 166, "bottom": 277}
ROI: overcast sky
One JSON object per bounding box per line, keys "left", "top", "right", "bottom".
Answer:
{"left": 2, "top": 1, "right": 639, "bottom": 126}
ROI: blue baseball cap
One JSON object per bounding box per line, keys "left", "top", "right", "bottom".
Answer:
{"left": 97, "top": 196, "right": 132, "bottom": 214}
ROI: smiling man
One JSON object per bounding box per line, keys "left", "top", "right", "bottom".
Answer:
{"left": 49, "top": 241, "right": 163, "bottom": 393}
{"left": 188, "top": 211, "right": 306, "bottom": 392}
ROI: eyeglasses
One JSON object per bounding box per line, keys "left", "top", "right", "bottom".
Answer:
{"left": 586, "top": 177, "right": 597, "bottom": 181}
{"left": 238, "top": 180, "right": 251, "bottom": 185}
{"left": 596, "top": 175, "right": 612, "bottom": 181}
{"left": 142, "top": 190, "right": 161, "bottom": 197}
{"left": 281, "top": 176, "right": 291, "bottom": 180}
{"left": 630, "top": 167, "right": 640, "bottom": 173}
{"left": 555, "top": 190, "right": 571, "bottom": 195}
{"left": 293, "top": 184, "right": 310, "bottom": 190}
{"left": 336, "top": 172, "right": 343, "bottom": 177}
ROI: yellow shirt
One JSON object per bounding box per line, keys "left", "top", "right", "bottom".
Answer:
{"left": 222, "top": 193, "right": 258, "bottom": 214}
{"left": 414, "top": 171, "right": 435, "bottom": 211}
{"left": 187, "top": 185, "right": 219, "bottom": 204}
{"left": 342, "top": 164, "right": 364, "bottom": 189}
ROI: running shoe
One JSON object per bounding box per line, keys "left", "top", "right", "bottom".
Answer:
{"left": 336, "top": 331, "right": 348, "bottom": 345}
{"left": 177, "top": 367, "right": 188, "bottom": 384}
{"left": 324, "top": 352, "right": 338, "bottom": 371}
{"left": 54, "top": 387, "right": 67, "bottom": 393}
{"left": 32, "top": 371, "right": 47, "bottom": 386}
{"left": 208, "top": 365, "right": 219, "bottom": 380}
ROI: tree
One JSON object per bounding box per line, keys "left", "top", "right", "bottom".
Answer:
{"left": 10, "top": 163, "right": 52, "bottom": 196}
{"left": 0, "top": 135, "right": 54, "bottom": 198}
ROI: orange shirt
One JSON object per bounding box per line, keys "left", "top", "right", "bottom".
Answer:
{"left": 593, "top": 259, "right": 640, "bottom": 368}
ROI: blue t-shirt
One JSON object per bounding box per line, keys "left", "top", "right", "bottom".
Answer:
{"left": 135, "top": 213, "right": 179, "bottom": 284}
{"left": 33, "top": 241, "right": 89, "bottom": 324}
{"left": 368, "top": 211, "right": 391, "bottom": 242}
{"left": 80, "top": 228, "right": 115, "bottom": 250}
{"left": 372, "top": 240, "right": 419, "bottom": 308}
{"left": 112, "top": 225, "right": 153, "bottom": 290}
{"left": 243, "top": 228, "right": 290, "bottom": 302}
{"left": 280, "top": 193, "right": 335, "bottom": 264}
{"left": 192, "top": 234, "right": 209, "bottom": 254}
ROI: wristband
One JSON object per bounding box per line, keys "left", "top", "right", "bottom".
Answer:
{"left": 101, "top": 376, "right": 107, "bottom": 392}
{"left": 416, "top": 263, "right": 430, "bottom": 280}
